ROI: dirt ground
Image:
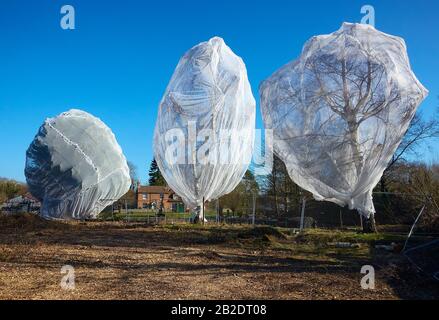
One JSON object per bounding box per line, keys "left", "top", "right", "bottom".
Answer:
{"left": 0, "top": 214, "right": 437, "bottom": 300}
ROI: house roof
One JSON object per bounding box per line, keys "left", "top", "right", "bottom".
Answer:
{"left": 24, "top": 192, "right": 40, "bottom": 202}
{"left": 2, "top": 193, "right": 41, "bottom": 206}
{"left": 137, "top": 185, "right": 173, "bottom": 194}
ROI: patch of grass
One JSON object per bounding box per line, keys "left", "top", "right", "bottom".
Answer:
{"left": 162, "top": 225, "right": 385, "bottom": 266}
{"left": 100, "top": 210, "right": 219, "bottom": 221}
{"left": 236, "top": 226, "right": 288, "bottom": 240}
{"left": 156, "top": 224, "right": 291, "bottom": 249}
{"left": 296, "top": 228, "right": 406, "bottom": 245}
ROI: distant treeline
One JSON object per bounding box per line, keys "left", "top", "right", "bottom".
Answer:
{"left": 0, "top": 178, "right": 27, "bottom": 203}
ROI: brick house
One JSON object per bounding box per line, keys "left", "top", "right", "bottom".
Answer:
{"left": 136, "top": 185, "right": 185, "bottom": 212}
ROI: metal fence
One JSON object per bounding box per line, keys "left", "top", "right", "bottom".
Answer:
{"left": 97, "top": 193, "right": 365, "bottom": 229}
{"left": 3, "top": 191, "right": 438, "bottom": 233}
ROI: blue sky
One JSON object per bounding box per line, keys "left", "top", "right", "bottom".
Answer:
{"left": 0, "top": 0, "right": 438, "bottom": 183}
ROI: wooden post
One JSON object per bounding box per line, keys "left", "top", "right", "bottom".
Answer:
{"left": 216, "top": 199, "right": 219, "bottom": 224}
{"left": 339, "top": 209, "right": 343, "bottom": 229}
{"left": 360, "top": 214, "right": 363, "bottom": 230}
{"left": 300, "top": 197, "right": 306, "bottom": 232}
{"left": 202, "top": 196, "right": 205, "bottom": 225}
{"left": 252, "top": 193, "right": 256, "bottom": 227}
{"left": 125, "top": 199, "right": 128, "bottom": 222}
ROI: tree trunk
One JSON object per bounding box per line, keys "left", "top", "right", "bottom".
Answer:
{"left": 348, "top": 121, "right": 363, "bottom": 175}
{"left": 380, "top": 174, "right": 387, "bottom": 193}
{"left": 192, "top": 204, "right": 205, "bottom": 224}
{"left": 272, "top": 161, "right": 279, "bottom": 216}
{"left": 362, "top": 213, "right": 377, "bottom": 233}
{"left": 380, "top": 178, "right": 385, "bottom": 192}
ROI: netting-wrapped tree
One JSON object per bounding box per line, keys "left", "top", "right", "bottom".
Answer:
{"left": 260, "top": 23, "right": 428, "bottom": 227}
{"left": 25, "top": 109, "right": 131, "bottom": 220}
{"left": 154, "top": 37, "right": 255, "bottom": 220}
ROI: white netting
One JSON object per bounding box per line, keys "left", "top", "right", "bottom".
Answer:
{"left": 154, "top": 37, "right": 255, "bottom": 209}
{"left": 25, "top": 109, "right": 131, "bottom": 220}
{"left": 260, "top": 23, "right": 428, "bottom": 217}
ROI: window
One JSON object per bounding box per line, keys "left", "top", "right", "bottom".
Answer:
{"left": 142, "top": 193, "right": 147, "bottom": 200}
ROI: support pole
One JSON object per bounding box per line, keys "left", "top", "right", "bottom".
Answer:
{"left": 125, "top": 199, "right": 128, "bottom": 222}
{"left": 300, "top": 197, "right": 306, "bottom": 232}
{"left": 360, "top": 213, "right": 363, "bottom": 230}
{"left": 252, "top": 193, "right": 256, "bottom": 226}
{"left": 202, "top": 196, "right": 205, "bottom": 225}
{"left": 402, "top": 204, "right": 426, "bottom": 252}
{"left": 339, "top": 209, "right": 343, "bottom": 229}
{"left": 216, "top": 199, "right": 219, "bottom": 224}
